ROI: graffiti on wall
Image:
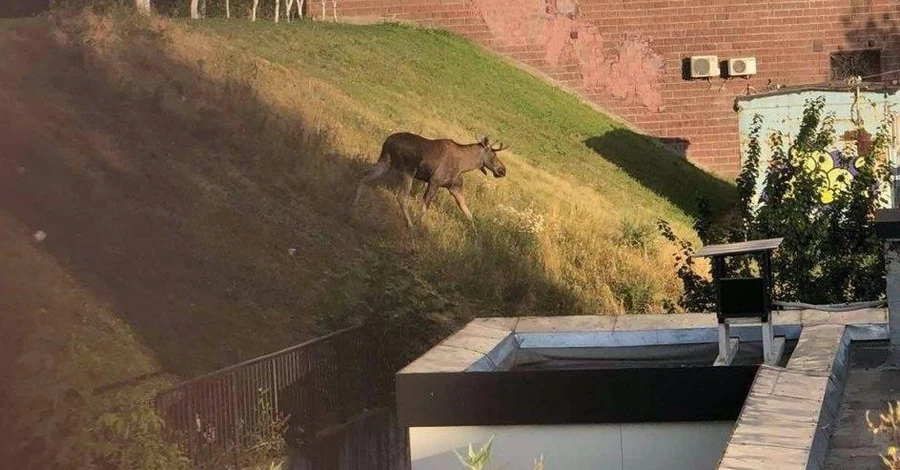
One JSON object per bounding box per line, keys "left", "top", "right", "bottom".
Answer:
{"left": 738, "top": 90, "right": 899, "bottom": 209}
{"left": 763, "top": 127, "right": 885, "bottom": 205}
{"left": 793, "top": 149, "right": 862, "bottom": 204}
{"left": 471, "top": 0, "right": 665, "bottom": 111}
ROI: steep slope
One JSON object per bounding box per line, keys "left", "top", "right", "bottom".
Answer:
{"left": 0, "top": 10, "right": 732, "bottom": 468}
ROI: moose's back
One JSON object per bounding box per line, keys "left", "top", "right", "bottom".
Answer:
{"left": 382, "top": 132, "right": 461, "bottom": 179}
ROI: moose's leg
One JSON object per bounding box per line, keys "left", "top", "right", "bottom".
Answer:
{"left": 396, "top": 173, "right": 414, "bottom": 229}
{"left": 415, "top": 183, "right": 439, "bottom": 222}
{"left": 423, "top": 183, "right": 439, "bottom": 209}
{"left": 447, "top": 184, "right": 475, "bottom": 230}
{"left": 353, "top": 161, "right": 388, "bottom": 206}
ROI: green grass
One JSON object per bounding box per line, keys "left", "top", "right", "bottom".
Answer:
{"left": 190, "top": 19, "right": 734, "bottom": 221}
{"left": 0, "top": 10, "right": 734, "bottom": 468}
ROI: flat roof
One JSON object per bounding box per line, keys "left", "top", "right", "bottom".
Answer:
{"left": 397, "top": 310, "right": 886, "bottom": 375}
{"left": 824, "top": 341, "right": 900, "bottom": 470}
{"left": 397, "top": 309, "right": 889, "bottom": 470}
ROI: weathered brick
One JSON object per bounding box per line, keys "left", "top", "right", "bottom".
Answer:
{"left": 331, "top": 0, "right": 900, "bottom": 175}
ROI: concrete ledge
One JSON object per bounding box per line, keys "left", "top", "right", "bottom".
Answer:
{"left": 467, "top": 334, "right": 519, "bottom": 372}
{"left": 398, "top": 309, "right": 887, "bottom": 375}
{"left": 441, "top": 322, "right": 512, "bottom": 355}
{"left": 398, "top": 345, "right": 487, "bottom": 374}
{"left": 787, "top": 324, "right": 847, "bottom": 377}
{"left": 516, "top": 326, "right": 802, "bottom": 349}
{"left": 720, "top": 365, "right": 829, "bottom": 470}
{"left": 718, "top": 325, "right": 854, "bottom": 470}
{"left": 719, "top": 442, "right": 812, "bottom": 470}
{"left": 797, "top": 308, "right": 886, "bottom": 327}
{"left": 469, "top": 317, "right": 520, "bottom": 332}
{"left": 515, "top": 315, "right": 615, "bottom": 333}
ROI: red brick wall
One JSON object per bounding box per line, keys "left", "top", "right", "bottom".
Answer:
{"left": 322, "top": 0, "right": 900, "bottom": 177}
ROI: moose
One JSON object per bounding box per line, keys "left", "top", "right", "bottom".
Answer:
{"left": 353, "top": 132, "right": 508, "bottom": 231}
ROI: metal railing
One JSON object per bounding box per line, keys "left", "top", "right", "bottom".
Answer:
{"left": 153, "top": 322, "right": 400, "bottom": 465}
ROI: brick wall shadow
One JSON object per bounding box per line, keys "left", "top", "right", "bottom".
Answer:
{"left": 841, "top": 8, "right": 900, "bottom": 81}
{"left": 584, "top": 130, "right": 736, "bottom": 217}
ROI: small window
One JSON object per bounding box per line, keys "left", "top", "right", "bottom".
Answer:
{"left": 830, "top": 49, "right": 882, "bottom": 81}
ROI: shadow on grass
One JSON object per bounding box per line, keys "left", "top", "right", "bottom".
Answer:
{"left": 0, "top": 12, "right": 584, "bottom": 385}
{"left": 585, "top": 129, "right": 737, "bottom": 217}
{"left": 0, "top": 0, "right": 49, "bottom": 18}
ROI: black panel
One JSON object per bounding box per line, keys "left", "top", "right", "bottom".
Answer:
{"left": 396, "top": 366, "right": 758, "bottom": 427}
{"left": 876, "top": 209, "right": 900, "bottom": 240}
{"left": 719, "top": 278, "right": 767, "bottom": 319}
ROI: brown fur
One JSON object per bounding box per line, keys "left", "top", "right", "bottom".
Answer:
{"left": 353, "top": 132, "right": 507, "bottom": 231}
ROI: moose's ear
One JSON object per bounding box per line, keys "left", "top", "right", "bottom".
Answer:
{"left": 479, "top": 135, "right": 490, "bottom": 147}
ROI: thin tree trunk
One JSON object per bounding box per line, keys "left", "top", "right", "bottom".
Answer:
{"left": 134, "top": 0, "right": 150, "bottom": 14}
{"left": 298, "top": 0, "right": 304, "bottom": 17}
{"left": 200, "top": 0, "right": 207, "bottom": 18}
{"left": 331, "top": 0, "right": 336, "bottom": 20}
{"left": 275, "top": 0, "right": 280, "bottom": 22}
{"left": 320, "top": 0, "right": 324, "bottom": 19}
{"left": 285, "top": 0, "right": 293, "bottom": 21}
{"left": 225, "top": 0, "right": 230, "bottom": 18}
{"left": 190, "top": 0, "right": 199, "bottom": 18}
{"left": 251, "top": 0, "right": 259, "bottom": 21}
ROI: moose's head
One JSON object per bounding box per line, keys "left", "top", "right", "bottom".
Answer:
{"left": 476, "top": 135, "right": 507, "bottom": 178}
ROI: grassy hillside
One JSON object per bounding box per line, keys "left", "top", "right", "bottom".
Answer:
{"left": 0, "top": 9, "right": 733, "bottom": 468}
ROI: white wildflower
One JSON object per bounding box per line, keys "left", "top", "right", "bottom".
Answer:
{"left": 494, "top": 205, "right": 545, "bottom": 234}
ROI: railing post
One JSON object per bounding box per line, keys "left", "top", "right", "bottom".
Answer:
{"left": 305, "top": 351, "right": 317, "bottom": 438}
{"left": 337, "top": 335, "right": 349, "bottom": 423}
{"left": 231, "top": 377, "right": 241, "bottom": 470}
{"left": 271, "top": 359, "right": 279, "bottom": 418}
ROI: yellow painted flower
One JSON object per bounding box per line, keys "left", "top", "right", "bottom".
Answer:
{"left": 816, "top": 152, "right": 834, "bottom": 172}
{"left": 818, "top": 168, "right": 852, "bottom": 204}
{"left": 801, "top": 152, "right": 818, "bottom": 173}
{"left": 797, "top": 150, "right": 835, "bottom": 177}
{"left": 828, "top": 168, "right": 852, "bottom": 192}
{"left": 781, "top": 149, "right": 862, "bottom": 205}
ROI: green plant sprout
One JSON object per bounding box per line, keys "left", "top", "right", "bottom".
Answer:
{"left": 453, "top": 435, "right": 495, "bottom": 470}
{"left": 453, "top": 435, "right": 546, "bottom": 470}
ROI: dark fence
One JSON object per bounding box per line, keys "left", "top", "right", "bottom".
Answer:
{"left": 153, "top": 322, "right": 405, "bottom": 468}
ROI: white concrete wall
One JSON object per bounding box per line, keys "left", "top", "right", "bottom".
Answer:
{"left": 410, "top": 422, "right": 734, "bottom": 470}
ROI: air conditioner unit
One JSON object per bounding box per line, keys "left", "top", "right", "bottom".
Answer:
{"left": 728, "top": 57, "right": 757, "bottom": 77}
{"left": 690, "top": 55, "right": 720, "bottom": 78}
